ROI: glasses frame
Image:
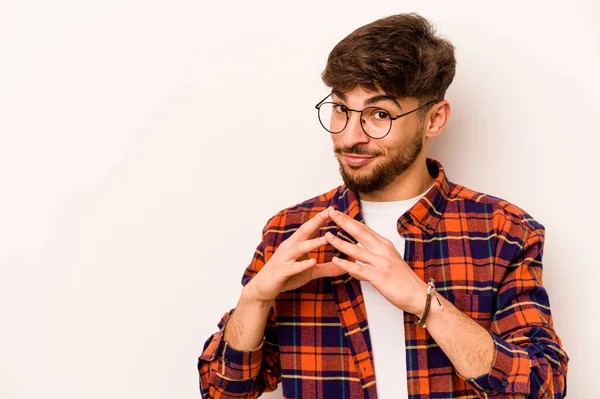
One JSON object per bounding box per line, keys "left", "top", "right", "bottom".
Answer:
{"left": 315, "top": 93, "right": 438, "bottom": 139}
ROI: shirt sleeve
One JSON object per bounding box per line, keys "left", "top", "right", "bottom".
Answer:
{"left": 198, "top": 235, "right": 282, "bottom": 399}
{"left": 461, "top": 226, "right": 569, "bottom": 398}
{"left": 198, "top": 307, "right": 280, "bottom": 399}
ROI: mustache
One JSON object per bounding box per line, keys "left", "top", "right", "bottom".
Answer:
{"left": 334, "top": 146, "right": 382, "bottom": 157}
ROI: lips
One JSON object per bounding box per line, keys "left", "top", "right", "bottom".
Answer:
{"left": 342, "top": 154, "right": 376, "bottom": 166}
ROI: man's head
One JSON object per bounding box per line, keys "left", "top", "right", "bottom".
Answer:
{"left": 320, "top": 13, "right": 456, "bottom": 194}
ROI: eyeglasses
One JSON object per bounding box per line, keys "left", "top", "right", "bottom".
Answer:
{"left": 315, "top": 93, "right": 438, "bottom": 139}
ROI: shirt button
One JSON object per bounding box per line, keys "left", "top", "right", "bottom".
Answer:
{"left": 501, "top": 379, "right": 509, "bottom": 387}
{"left": 223, "top": 356, "right": 230, "bottom": 365}
{"left": 425, "top": 223, "right": 432, "bottom": 230}
{"left": 484, "top": 388, "right": 492, "bottom": 394}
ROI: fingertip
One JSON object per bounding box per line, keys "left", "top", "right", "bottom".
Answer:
{"left": 315, "top": 209, "right": 328, "bottom": 221}
{"left": 332, "top": 257, "right": 347, "bottom": 269}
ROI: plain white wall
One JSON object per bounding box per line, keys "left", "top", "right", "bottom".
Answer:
{"left": 0, "top": 1, "right": 598, "bottom": 398}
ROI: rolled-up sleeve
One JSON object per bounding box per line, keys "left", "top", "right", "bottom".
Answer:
{"left": 198, "top": 229, "right": 282, "bottom": 399}
{"left": 462, "top": 227, "right": 569, "bottom": 398}
{"left": 199, "top": 310, "right": 276, "bottom": 398}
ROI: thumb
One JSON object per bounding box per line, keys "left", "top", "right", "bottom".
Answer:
{"left": 310, "top": 262, "right": 347, "bottom": 280}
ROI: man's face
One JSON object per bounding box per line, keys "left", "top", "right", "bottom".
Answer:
{"left": 329, "top": 86, "right": 426, "bottom": 194}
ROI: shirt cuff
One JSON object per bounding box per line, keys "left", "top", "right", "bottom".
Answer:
{"left": 215, "top": 338, "right": 265, "bottom": 381}
{"left": 460, "top": 331, "right": 531, "bottom": 396}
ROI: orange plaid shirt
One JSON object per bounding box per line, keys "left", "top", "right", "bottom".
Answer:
{"left": 199, "top": 158, "right": 568, "bottom": 398}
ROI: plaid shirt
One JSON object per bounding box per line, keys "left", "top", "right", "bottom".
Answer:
{"left": 199, "top": 158, "right": 568, "bottom": 398}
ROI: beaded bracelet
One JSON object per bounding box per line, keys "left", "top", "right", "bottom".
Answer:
{"left": 416, "top": 278, "right": 443, "bottom": 328}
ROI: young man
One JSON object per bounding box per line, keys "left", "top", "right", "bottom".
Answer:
{"left": 198, "top": 13, "right": 568, "bottom": 399}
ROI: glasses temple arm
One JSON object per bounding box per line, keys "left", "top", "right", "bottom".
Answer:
{"left": 315, "top": 92, "right": 333, "bottom": 109}
{"left": 390, "top": 100, "right": 439, "bottom": 120}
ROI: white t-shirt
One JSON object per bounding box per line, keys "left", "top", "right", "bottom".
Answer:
{"left": 358, "top": 186, "right": 432, "bottom": 398}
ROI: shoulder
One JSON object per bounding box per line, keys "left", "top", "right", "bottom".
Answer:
{"left": 445, "top": 180, "right": 545, "bottom": 239}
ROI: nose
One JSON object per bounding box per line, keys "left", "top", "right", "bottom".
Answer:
{"left": 341, "top": 111, "right": 370, "bottom": 148}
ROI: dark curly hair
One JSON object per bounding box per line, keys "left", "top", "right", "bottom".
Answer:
{"left": 322, "top": 13, "right": 456, "bottom": 104}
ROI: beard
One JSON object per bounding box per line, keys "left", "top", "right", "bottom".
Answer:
{"left": 335, "top": 128, "right": 424, "bottom": 194}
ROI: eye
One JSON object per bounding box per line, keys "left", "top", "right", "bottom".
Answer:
{"left": 332, "top": 104, "right": 348, "bottom": 114}
{"left": 372, "top": 109, "right": 390, "bottom": 121}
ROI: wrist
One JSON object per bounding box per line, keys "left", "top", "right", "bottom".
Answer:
{"left": 408, "top": 279, "right": 429, "bottom": 317}
{"left": 241, "top": 284, "right": 274, "bottom": 309}
{"left": 413, "top": 278, "right": 445, "bottom": 328}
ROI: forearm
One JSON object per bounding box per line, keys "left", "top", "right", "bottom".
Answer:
{"left": 224, "top": 285, "right": 273, "bottom": 350}
{"left": 199, "top": 290, "right": 280, "bottom": 398}
{"left": 421, "top": 294, "right": 494, "bottom": 378}
{"left": 422, "top": 295, "right": 529, "bottom": 398}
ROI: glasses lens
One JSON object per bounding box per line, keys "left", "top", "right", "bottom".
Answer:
{"left": 361, "top": 107, "right": 392, "bottom": 139}
{"left": 318, "top": 102, "right": 347, "bottom": 133}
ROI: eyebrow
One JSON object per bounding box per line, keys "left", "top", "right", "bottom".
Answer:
{"left": 331, "top": 89, "right": 402, "bottom": 110}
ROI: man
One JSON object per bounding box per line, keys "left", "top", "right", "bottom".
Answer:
{"left": 198, "top": 13, "right": 568, "bottom": 399}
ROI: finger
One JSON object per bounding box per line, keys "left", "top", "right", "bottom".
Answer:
{"left": 287, "top": 236, "right": 328, "bottom": 260}
{"left": 297, "top": 253, "right": 310, "bottom": 262}
{"left": 328, "top": 209, "right": 384, "bottom": 250}
{"left": 309, "top": 261, "right": 347, "bottom": 279}
{"left": 332, "top": 256, "right": 375, "bottom": 282}
{"left": 324, "top": 232, "right": 380, "bottom": 265}
{"left": 288, "top": 207, "right": 334, "bottom": 243}
{"left": 284, "top": 257, "right": 317, "bottom": 277}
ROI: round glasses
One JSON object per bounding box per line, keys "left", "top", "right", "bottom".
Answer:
{"left": 315, "top": 94, "right": 438, "bottom": 139}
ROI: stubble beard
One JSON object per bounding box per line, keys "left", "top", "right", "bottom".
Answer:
{"left": 337, "top": 129, "right": 424, "bottom": 195}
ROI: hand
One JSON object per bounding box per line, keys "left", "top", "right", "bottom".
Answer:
{"left": 245, "top": 207, "right": 346, "bottom": 304}
{"left": 324, "top": 208, "right": 427, "bottom": 315}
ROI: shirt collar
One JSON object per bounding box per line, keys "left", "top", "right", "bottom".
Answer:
{"left": 333, "top": 158, "right": 451, "bottom": 243}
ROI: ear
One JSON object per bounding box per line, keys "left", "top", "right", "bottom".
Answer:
{"left": 424, "top": 100, "right": 451, "bottom": 139}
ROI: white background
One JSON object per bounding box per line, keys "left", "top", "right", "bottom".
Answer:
{"left": 1, "top": 1, "right": 598, "bottom": 398}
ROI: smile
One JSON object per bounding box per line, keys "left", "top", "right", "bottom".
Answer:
{"left": 342, "top": 154, "right": 376, "bottom": 167}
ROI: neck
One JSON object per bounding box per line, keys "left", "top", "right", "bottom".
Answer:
{"left": 359, "top": 155, "right": 435, "bottom": 202}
